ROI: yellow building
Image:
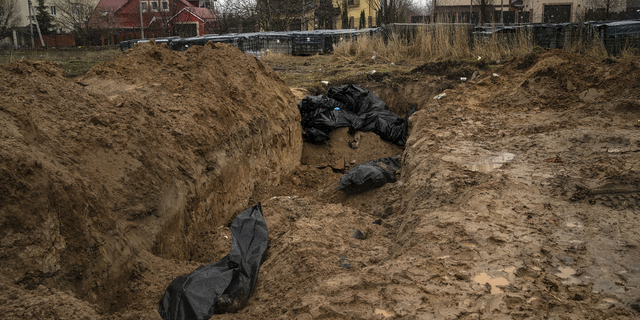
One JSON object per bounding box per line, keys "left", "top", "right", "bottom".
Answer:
{"left": 258, "top": 0, "right": 378, "bottom": 31}
{"left": 334, "top": 0, "right": 379, "bottom": 29}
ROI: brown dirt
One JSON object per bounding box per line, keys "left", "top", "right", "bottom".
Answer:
{"left": 0, "top": 42, "right": 301, "bottom": 318}
{"left": 2, "top": 46, "right": 640, "bottom": 319}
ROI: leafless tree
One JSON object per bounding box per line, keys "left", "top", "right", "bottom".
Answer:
{"left": 256, "top": 0, "right": 313, "bottom": 31}
{"left": 0, "top": 0, "right": 21, "bottom": 41}
{"left": 210, "top": 0, "right": 262, "bottom": 33}
{"left": 378, "top": 0, "right": 416, "bottom": 24}
{"left": 473, "top": 0, "right": 494, "bottom": 24}
{"left": 416, "top": 0, "right": 434, "bottom": 16}
{"left": 51, "top": 0, "right": 118, "bottom": 45}
{"left": 587, "top": 0, "right": 626, "bottom": 20}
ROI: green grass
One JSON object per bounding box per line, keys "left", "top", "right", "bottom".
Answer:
{"left": 0, "top": 46, "right": 122, "bottom": 77}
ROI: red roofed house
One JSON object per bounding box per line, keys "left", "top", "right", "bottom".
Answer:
{"left": 94, "top": 0, "right": 219, "bottom": 43}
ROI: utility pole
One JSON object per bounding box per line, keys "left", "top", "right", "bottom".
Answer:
{"left": 28, "top": 0, "right": 45, "bottom": 47}
{"left": 29, "top": 1, "right": 35, "bottom": 48}
{"left": 140, "top": 0, "right": 145, "bottom": 38}
{"left": 433, "top": 0, "right": 436, "bottom": 23}
{"left": 469, "top": 0, "right": 472, "bottom": 25}
{"left": 500, "top": 0, "right": 504, "bottom": 24}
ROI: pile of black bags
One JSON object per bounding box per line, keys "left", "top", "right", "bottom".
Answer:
{"left": 298, "top": 84, "right": 414, "bottom": 146}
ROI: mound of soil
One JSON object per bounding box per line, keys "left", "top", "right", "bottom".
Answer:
{"left": 2, "top": 46, "right": 640, "bottom": 320}
{"left": 221, "top": 50, "right": 640, "bottom": 319}
{"left": 0, "top": 42, "right": 301, "bottom": 314}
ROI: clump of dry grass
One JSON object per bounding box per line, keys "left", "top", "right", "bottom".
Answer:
{"left": 260, "top": 48, "right": 288, "bottom": 63}
{"left": 333, "top": 20, "right": 640, "bottom": 63}
{"left": 566, "top": 26, "right": 609, "bottom": 60}
{"left": 333, "top": 22, "right": 473, "bottom": 63}
{"left": 333, "top": 34, "right": 384, "bottom": 61}
{"left": 473, "top": 27, "right": 533, "bottom": 61}
{"left": 584, "top": 32, "right": 608, "bottom": 60}
{"left": 619, "top": 45, "right": 640, "bottom": 60}
{"left": 334, "top": 18, "right": 533, "bottom": 63}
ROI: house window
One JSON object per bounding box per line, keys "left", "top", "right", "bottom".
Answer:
{"left": 141, "top": 1, "right": 148, "bottom": 12}
{"left": 161, "top": 0, "right": 169, "bottom": 11}
{"left": 50, "top": 6, "right": 56, "bottom": 16}
{"left": 151, "top": 1, "right": 158, "bottom": 11}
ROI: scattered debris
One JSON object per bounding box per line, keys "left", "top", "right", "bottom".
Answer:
{"left": 373, "top": 219, "right": 382, "bottom": 225}
{"left": 338, "top": 255, "right": 351, "bottom": 269}
{"left": 352, "top": 229, "right": 366, "bottom": 240}
{"left": 434, "top": 93, "right": 447, "bottom": 100}
{"left": 374, "top": 308, "right": 394, "bottom": 318}
{"left": 545, "top": 157, "right": 563, "bottom": 163}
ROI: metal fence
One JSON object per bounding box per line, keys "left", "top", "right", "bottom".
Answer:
{"left": 119, "top": 28, "right": 382, "bottom": 55}
{"left": 472, "top": 20, "right": 640, "bottom": 54}
{"left": 120, "top": 20, "right": 639, "bottom": 56}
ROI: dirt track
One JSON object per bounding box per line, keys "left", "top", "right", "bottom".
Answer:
{"left": 1, "top": 44, "right": 640, "bottom": 319}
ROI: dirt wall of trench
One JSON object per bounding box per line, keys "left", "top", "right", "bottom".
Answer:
{"left": 0, "top": 42, "right": 302, "bottom": 311}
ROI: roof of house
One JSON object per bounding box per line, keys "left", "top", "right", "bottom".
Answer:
{"left": 93, "top": 0, "right": 218, "bottom": 28}
{"left": 96, "top": 0, "right": 198, "bottom": 13}
{"left": 171, "top": 7, "right": 218, "bottom": 22}
{"left": 96, "top": 0, "right": 130, "bottom": 11}
{"left": 189, "top": 7, "right": 217, "bottom": 20}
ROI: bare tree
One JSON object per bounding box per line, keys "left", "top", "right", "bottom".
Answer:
{"left": 473, "top": 0, "right": 494, "bottom": 24}
{"left": 51, "top": 0, "right": 118, "bottom": 45}
{"left": 414, "top": 0, "right": 433, "bottom": 17}
{"left": 315, "top": 0, "right": 339, "bottom": 29}
{"left": 378, "top": 0, "right": 415, "bottom": 24}
{"left": 586, "top": 0, "right": 626, "bottom": 20}
{"left": 256, "top": 0, "right": 311, "bottom": 31}
{"left": 0, "top": 0, "right": 21, "bottom": 41}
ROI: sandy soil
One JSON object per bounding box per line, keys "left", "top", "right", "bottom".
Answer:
{"left": 1, "top": 44, "right": 639, "bottom": 319}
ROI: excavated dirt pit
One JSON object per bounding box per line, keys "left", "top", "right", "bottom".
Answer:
{"left": 1, "top": 45, "right": 640, "bottom": 320}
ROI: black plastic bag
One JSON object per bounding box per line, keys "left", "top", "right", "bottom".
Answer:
{"left": 298, "top": 85, "right": 414, "bottom": 146}
{"left": 327, "top": 84, "right": 389, "bottom": 115}
{"left": 337, "top": 156, "right": 402, "bottom": 194}
{"left": 158, "top": 203, "right": 269, "bottom": 320}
